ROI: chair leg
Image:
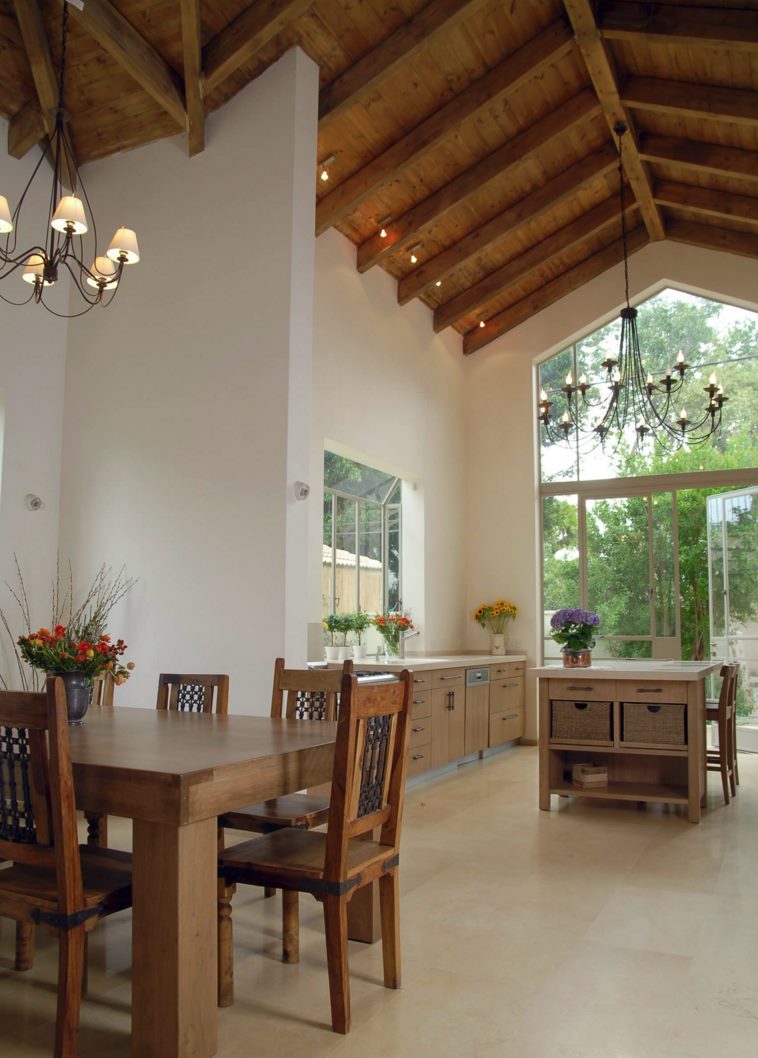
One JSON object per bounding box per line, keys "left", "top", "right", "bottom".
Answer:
{"left": 84, "top": 811, "right": 108, "bottom": 848}
{"left": 378, "top": 871, "right": 401, "bottom": 990}
{"left": 54, "top": 925, "right": 86, "bottom": 1058}
{"left": 322, "top": 895, "right": 351, "bottom": 1034}
{"left": 718, "top": 714, "right": 730, "bottom": 805}
{"left": 282, "top": 889, "right": 299, "bottom": 964}
{"left": 727, "top": 711, "right": 737, "bottom": 798}
{"left": 14, "top": 920, "right": 35, "bottom": 971}
{"left": 81, "top": 934, "right": 89, "bottom": 998}
{"left": 217, "top": 879, "right": 235, "bottom": 1008}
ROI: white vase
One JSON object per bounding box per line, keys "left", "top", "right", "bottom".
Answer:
{"left": 338, "top": 645, "right": 353, "bottom": 661}
{"left": 490, "top": 634, "right": 507, "bottom": 656}
{"left": 324, "top": 645, "right": 340, "bottom": 661}
{"left": 352, "top": 643, "right": 367, "bottom": 660}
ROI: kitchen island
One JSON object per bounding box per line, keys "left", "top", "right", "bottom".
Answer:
{"left": 531, "top": 661, "right": 720, "bottom": 823}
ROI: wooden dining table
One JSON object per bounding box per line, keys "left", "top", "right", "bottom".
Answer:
{"left": 68, "top": 706, "right": 337, "bottom": 1058}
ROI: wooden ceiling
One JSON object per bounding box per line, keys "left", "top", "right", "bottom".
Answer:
{"left": 2, "top": 1, "right": 757, "bottom": 353}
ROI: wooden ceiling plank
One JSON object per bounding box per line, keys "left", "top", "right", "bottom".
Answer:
{"left": 434, "top": 193, "right": 634, "bottom": 332}
{"left": 666, "top": 219, "right": 758, "bottom": 261}
{"left": 179, "top": 0, "right": 204, "bottom": 156}
{"left": 357, "top": 88, "right": 601, "bottom": 273}
{"left": 622, "top": 77, "right": 758, "bottom": 128}
{"left": 463, "top": 225, "right": 649, "bottom": 354}
{"left": 655, "top": 181, "right": 758, "bottom": 226}
{"left": 319, "top": 0, "right": 487, "bottom": 131}
{"left": 397, "top": 143, "right": 618, "bottom": 305}
{"left": 71, "top": 0, "right": 186, "bottom": 128}
{"left": 8, "top": 97, "right": 46, "bottom": 158}
{"left": 204, "top": 0, "right": 314, "bottom": 94}
{"left": 600, "top": 1, "right": 758, "bottom": 52}
{"left": 562, "top": 0, "right": 665, "bottom": 242}
{"left": 316, "top": 19, "right": 574, "bottom": 236}
{"left": 640, "top": 135, "right": 758, "bottom": 185}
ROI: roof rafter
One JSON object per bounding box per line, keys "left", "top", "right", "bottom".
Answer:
{"left": 398, "top": 143, "right": 618, "bottom": 305}
{"left": 621, "top": 77, "right": 758, "bottom": 128}
{"left": 179, "top": 0, "right": 204, "bottom": 156}
{"left": 204, "top": 0, "right": 313, "bottom": 94}
{"left": 357, "top": 89, "right": 601, "bottom": 273}
{"left": 434, "top": 194, "right": 635, "bottom": 333}
{"left": 8, "top": 98, "right": 46, "bottom": 158}
{"left": 319, "top": 0, "right": 487, "bottom": 131}
{"left": 666, "top": 219, "right": 758, "bottom": 261}
{"left": 655, "top": 181, "right": 758, "bottom": 226}
{"left": 463, "top": 225, "right": 649, "bottom": 355}
{"left": 600, "top": 1, "right": 758, "bottom": 52}
{"left": 315, "top": 19, "right": 574, "bottom": 236}
{"left": 562, "top": 0, "right": 665, "bottom": 241}
{"left": 639, "top": 135, "right": 758, "bottom": 185}
{"left": 70, "top": 0, "right": 186, "bottom": 128}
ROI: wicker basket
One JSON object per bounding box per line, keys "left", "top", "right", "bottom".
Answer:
{"left": 621, "top": 702, "right": 686, "bottom": 746}
{"left": 551, "top": 700, "right": 612, "bottom": 743}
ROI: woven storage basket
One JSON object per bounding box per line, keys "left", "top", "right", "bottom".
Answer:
{"left": 622, "top": 702, "right": 686, "bottom": 746}
{"left": 551, "top": 700, "right": 612, "bottom": 743}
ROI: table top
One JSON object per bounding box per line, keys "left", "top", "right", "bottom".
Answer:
{"left": 530, "top": 660, "right": 721, "bottom": 680}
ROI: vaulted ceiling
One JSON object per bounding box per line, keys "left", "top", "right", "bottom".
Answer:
{"left": 2, "top": 0, "right": 757, "bottom": 353}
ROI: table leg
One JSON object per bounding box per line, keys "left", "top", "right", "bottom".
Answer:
{"left": 687, "top": 682, "right": 703, "bottom": 824}
{"left": 132, "top": 817, "right": 218, "bottom": 1058}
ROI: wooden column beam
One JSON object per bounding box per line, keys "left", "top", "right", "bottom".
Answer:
{"left": 357, "top": 89, "right": 601, "bottom": 273}
{"left": 621, "top": 77, "right": 758, "bottom": 128}
{"left": 70, "top": 0, "right": 186, "bottom": 127}
{"left": 434, "top": 194, "right": 635, "bottom": 333}
{"left": 639, "top": 135, "right": 758, "bottom": 185}
{"left": 319, "top": 0, "right": 487, "bottom": 131}
{"left": 600, "top": 1, "right": 758, "bottom": 52}
{"left": 463, "top": 226, "right": 649, "bottom": 355}
{"left": 655, "top": 181, "right": 758, "bottom": 226}
{"left": 315, "top": 19, "right": 574, "bottom": 236}
{"left": 8, "top": 98, "right": 46, "bottom": 159}
{"left": 204, "top": 0, "right": 313, "bottom": 94}
{"left": 179, "top": 0, "right": 204, "bottom": 156}
{"left": 398, "top": 143, "right": 618, "bottom": 305}
{"left": 562, "top": 0, "right": 665, "bottom": 241}
{"left": 666, "top": 219, "right": 758, "bottom": 261}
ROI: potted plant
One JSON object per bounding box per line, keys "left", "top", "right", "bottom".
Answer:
{"left": 549, "top": 608, "right": 600, "bottom": 667}
{"left": 336, "top": 613, "right": 353, "bottom": 660}
{"left": 323, "top": 613, "right": 341, "bottom": 661}
{"left": 473, "top": 598, "right": 518, "bottom": 655}
{"left": 350, "top": 611, "right": 371, "bottom": 660}
{"left": 372, "top": 610, "right": 414, "bottom": 658}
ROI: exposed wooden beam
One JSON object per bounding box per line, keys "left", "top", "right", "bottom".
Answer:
{"left": 434, "top": 194, "right": 634, "bottom": 333}
{"left": 639, "top": 135, "right": 758, "bottom": 185}
{"left": 600, "top": 1, "right": 758, "bottom": 52}
{"left": 315, "top": 19, "right": 574, "bottom": 236}
{"left": 319, "top": 0, "right": 487, "bottom": 131}
{"left": 562, "top": 0, "right": 665, "bottom": 242}
{"left": 655, "top": 181, "right": 758, "bottom": 227}
{"left": 70, "top": 0, "right": 186, "bottom": 127}
{"left": 357, "top": 89, "right": 601, "bottom": 273}
{"left": 463, "top": 225, "right": 649, "bottom": 354}
{"left": 204, "top": 0, "right": 313, "bottom": 94}
{"left": 622, "top": 77, "right": 758, "bottom": 128}
{"left": 179, "top": 0, "right": 204, "bottom": 156}
{"left": 398, "top": 143, "right": 618, "bottom": 305}
{"left": 8, "top": 98, "right": 46, "bottom": 158}
{"left": 666, "top": 219, "right": 758, "bottom": 261}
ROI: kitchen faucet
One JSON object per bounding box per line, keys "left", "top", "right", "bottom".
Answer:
{"left": 399, "top": 626, "right": 420, "bottom": 659}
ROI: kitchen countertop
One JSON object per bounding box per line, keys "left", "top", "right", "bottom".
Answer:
{"left": 323, "top": 654, "right": 527, "bottom": 673}
{"left": 530, "top": 660, "right": 720, "bottom": 681}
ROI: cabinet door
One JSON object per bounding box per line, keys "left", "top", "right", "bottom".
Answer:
{"left": 449, "top": 685, "right": 465, "bottom": 760}
{"left": 464, "top": 683, "right": 489, "bottom": 754}
{"left": 431, "top": 686, "right": 465, "bottom": 768}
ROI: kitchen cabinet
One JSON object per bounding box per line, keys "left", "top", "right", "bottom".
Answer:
{"left": 431, "top": 668, "right": 465, "bottom": 769}
{"left": 488, "top": 661, "right": 525, "bottom": 746}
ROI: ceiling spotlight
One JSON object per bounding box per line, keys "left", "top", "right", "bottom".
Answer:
{"left": 479, "top": 320, "right": 485, "bottom": 329}
{"left": 409, "top": 243, "right": 421, "bottom": 265}
{"left": 378, "top": 216, "right": 391, "bottom": 238}
{"left": 435, "top": 280, "right": 442, "bottom": 288}
{"left": 318, "top": 154, "right": 335, "bottom": 182}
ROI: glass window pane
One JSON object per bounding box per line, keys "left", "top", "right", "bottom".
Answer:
{"left": 652, "top": 493, "right": 676, "bottom": 638}
{"left": 707, "top": 494, "right": 726, "bottom": 640}
{"left": 539, "top": 348, "right": 578, "bottom": 483}
{"left": 359, "top": 503, "right": 384, "bottom": 613}
{"left": 386, "top": 506, "right": 401, "bottom": 611}
{"left": 334, "top": 496, "right": 357, "bottom": 614}
{"left": 324, "top": 451, "right": 397, "bottom": 502}
{"left": 586, "top": 496, "right": 650, "bottom": 636}
{"left": 322, "top": 493, "right": 333, "bottom": 618}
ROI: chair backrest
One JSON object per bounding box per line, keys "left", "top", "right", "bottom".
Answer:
{"left": 323, "top": 671, "right": 412, "bottom": 882}
{"left": 91, "top": 672, "right": 115, "bottom": 707}
{"left": 0, "top": 678, "right": 84, "bottom": 914}
{"left": 156, "top": 674, "right": 229, "bottom": 714}
{"left": 270, "top": 658, "right": 354, "bottom": 720}
{"left": 716, "top": 663, "right": 735, "bottom": 716}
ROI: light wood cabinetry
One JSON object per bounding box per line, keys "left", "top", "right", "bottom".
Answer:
{"left": 464, "top": 681, "right": 490, "bottom": 754}
{"left": 407, "top": 673, "right": 432, "bottom": 775}
{"left": 489, "top": 661, "right": 525, "bottom": 746}
{"left": 431, "top": 669, "right": 465, "bottom": 769}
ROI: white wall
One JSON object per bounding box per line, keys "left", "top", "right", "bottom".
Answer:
{"left": 464, "top": 240, "right": 758, "bottom": 738}
{"left": 310, "top": 228, "right": 467, "bottom": 653}
{"left": 0, "top": 129, "right": 68, "bottom": 685}
{"left": 58, "top": 49, "right": 319, "bottom": 712}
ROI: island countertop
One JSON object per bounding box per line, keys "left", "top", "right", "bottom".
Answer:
{"left": 530, "top": 660, "right": 720, "bottom": 681}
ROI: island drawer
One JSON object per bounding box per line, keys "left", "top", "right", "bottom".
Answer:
{"left": 407, "top": 744, "right": 432, "bottom": 776}
{"left": 621, "top": 701, "right": 687, "bottom": 748}
{"left": 550, "top": 700, "right": 613, "bottom": 744}
{"left": 411, "top": 691, "right": 431, "bottom": 719}
{"left": 490, "top": 707, "right": 525, "bottom": 745}
{"left": 432, "top": 668, "right": 465, "bottom": 689}
{"left": 409, "top": 718, "right": 432, "bottom": 748}
{"left": 548, "top": 678, "right": 616, "bottom": 702}
{"left": 620, "top": 681, "right": 688, "bottom": 704}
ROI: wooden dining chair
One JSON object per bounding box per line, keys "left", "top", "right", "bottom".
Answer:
{"left": 218, "top": 670, "right": 412, "bottom": 1033}
{"left": 83, "top": 673, "right": 116, "bottom": 850}
{"left": 156, "top": 672, "right": 230, "bottom": 714}
{"left": 706, "top": 663, "right": 736, "bottom": 804}
{"left": 0, "top": 678, "right": 132, "bottom": 1058}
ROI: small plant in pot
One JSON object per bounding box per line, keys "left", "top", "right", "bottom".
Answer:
{"left": 549, "top": 608, "right": 600, "bottom": 668}
{"left": 336, "top": 613, "right": 353, "bottom": 659}
{"left": 350, "top": 611, "right": 371, "bottom": 660}
{"left": 323, "top": 614, "right": 341, "bottom": 661}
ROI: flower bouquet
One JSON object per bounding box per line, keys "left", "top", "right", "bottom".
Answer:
{"left": 549, "top": 608, "right": 600, "bottom": 667}
{"left": 372, "top": 610, "right": 414, "bottom": 657}
{"left": 473, "top": 599, "right": 517, "bottom": 655}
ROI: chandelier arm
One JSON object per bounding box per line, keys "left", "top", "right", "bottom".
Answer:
{"left": 0, "top": 286, "right": 37, "bottom": 306}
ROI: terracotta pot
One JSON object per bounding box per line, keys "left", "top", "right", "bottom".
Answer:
{"left": 561, "top": 649, "right": 592, "bottom": 668}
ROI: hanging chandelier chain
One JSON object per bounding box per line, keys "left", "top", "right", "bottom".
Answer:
{"left": 616, "top": 124, "right": 630, "bottom": 309}
{"left": 57, "top": 1, "right": 70, "bottom": 113}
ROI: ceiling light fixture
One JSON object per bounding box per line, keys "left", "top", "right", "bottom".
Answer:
{"left": 319, "top": 155, "right": 335, "bottom": 182}
{"left": 409, "top": 243, "right": 421, "bottom": 265}
{"left": 0, "top": 2, "right": 139, "bottom": 317}
{"left": 537, "top": 123, "right": 726, "bottom": 450}
{"left": 378, "top": 216, "right": 391, "bottom": 238}
{"left": 479, "top": 320, "right": 485, "bottom": 329}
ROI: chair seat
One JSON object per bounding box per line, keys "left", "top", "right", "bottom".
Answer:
{"left": 221, "top": 793, "right": 330, "bottom": 831}
{"left": 220, "top": 828, "right": 392, "bottom": 887}
{"left": 0, "top": 846, "right": 132, "bottom": 919}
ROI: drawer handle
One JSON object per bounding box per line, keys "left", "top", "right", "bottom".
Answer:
{"left": 412, "top": 726, "right": 425, "bottom": 733}
{"left": 646, "top": 705, "right": 662, "bottom": 714}
{"left": 440, "top": 675, "right": 461, "bottom": 681}
{"left": 501, "top": 713, "right": 518, "bottom": 721}
{"left": 574, "top": 702, "right": 589, "bottom": 710}
{"left": 412, "top": 698, "right": 426, "bottom": 705}
{"left": 501, "top": 681, "right": 519, "bottom": 688}
{"left": 413, "top": 678, "right": 426, "bottom": 684}
{"left": 411, "top": 753, "right": 425, "bottom": 761}
{"left": 567, "top": 685, "right": 592, "bottom": 691}
{"left": 637, "top": 687, "right": 663, "bottom": 693}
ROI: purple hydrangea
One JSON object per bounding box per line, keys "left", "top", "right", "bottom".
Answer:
{"left": 549, "top": 608, "right": 600, "bottom": 652}
{"left": 550, "top": 608, "right": 600, "bottom": 630}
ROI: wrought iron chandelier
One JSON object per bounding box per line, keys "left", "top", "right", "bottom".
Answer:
{"left": 0, "top": 1, "right": 139, "bottom": 317}
{"left": 537, "top": 123, "right": 726, "bottom": 451}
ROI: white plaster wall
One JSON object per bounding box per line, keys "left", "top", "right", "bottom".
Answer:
{"left": 58, "top": 49, "right": 319, "bottom": 712}
{"left": 310, "top": 229, "right": 467, "bottom": 653}
{"left": 464, "top": 241, "right": 758, "bottom": 739}
{"left": 0, "top": 129, "right": 68, "bottom": 685}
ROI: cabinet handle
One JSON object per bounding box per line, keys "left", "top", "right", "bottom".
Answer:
{"left": 502, "top": 713, "right": 519, "bottom": 721}
{"left": 446, "top": 690, "right": 455, "bottom": 710}
{"left": 501, "top": 681, "right": 519, "bottom": 688}
{"left": 412, "top": 726, "right": 425, "bottom": 733}
{"left": 413, "top": 678, "right": 426, "bottom": 684}
{"left": 636, "top": 687, "right": 663, "bottom": 693}
{"left": 412, "top": 698, "right": 426, "bottom": 705}
{"left": 411, "top": 753, "right": 425, "bottom": 761}
{"left": 567, "top": 685, "right": 592, "bottom": 691}
{"left": 440, "top": 675, "right": 462, "bottom": 681}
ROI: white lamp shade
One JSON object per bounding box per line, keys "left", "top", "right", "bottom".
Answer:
{"left": 106, "top": 227, "right": 140, "bottom": 264}
{"left": 0, "top": 195, "right": 13, "bottom": 234}
{"left": 51, "top": 195, "right": 88, "bottom": 235}
{"left": 22, "top": 253, "right": 52, "bottom": 285}
{"left": 86, "top": 255, "right": 119, "bottom": 289}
